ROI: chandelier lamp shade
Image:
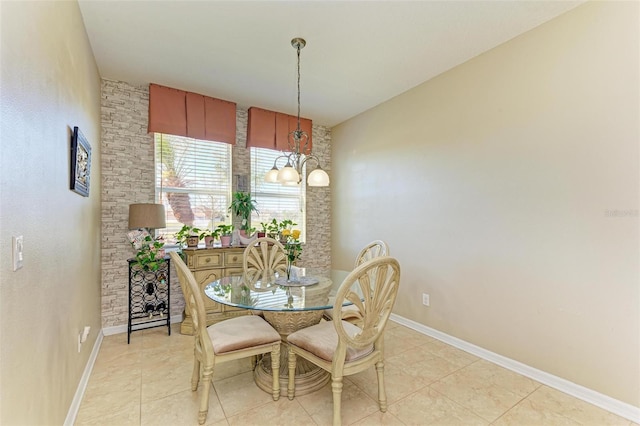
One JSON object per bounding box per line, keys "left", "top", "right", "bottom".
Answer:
{"left": 264, "top": 38, "right": 330, "bottom": 187}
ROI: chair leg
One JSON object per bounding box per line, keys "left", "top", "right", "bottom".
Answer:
{"left": 198, "top": 368, "right": 213, "bottom": 425}
{"left": 331, "top": 376, "right": 343, "bottom": 426}
{"left": 271, "top": 343, "right": 281, "bottom": 401}
{"left": 191, "top": 357, "right": 201, "bottom": 391}
{"left": 287, "top": 350, "right": 297, "bottom": 400}
{"left": 375, "top": 360, "right": 387, "bottom": 412}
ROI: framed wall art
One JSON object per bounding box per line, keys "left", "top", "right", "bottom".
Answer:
{"left": 70, "top": 126, "right": 91, "bottom": 197}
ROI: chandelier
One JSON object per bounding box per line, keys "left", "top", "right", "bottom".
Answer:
{"left": 264, "top": 38, "right": 330, "bottom": 187}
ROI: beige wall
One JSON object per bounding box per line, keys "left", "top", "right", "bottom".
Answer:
{"left": 332, "top": 1, "right": 638, "bottom": 406}
{"left": 0, "top": 1, "right": 102, "bottom": 424}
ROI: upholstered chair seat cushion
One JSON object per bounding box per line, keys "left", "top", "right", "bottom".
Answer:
{"left": 208, "top": 315, "right": 281, "bottom": 354}
{"left": 287, "top": 320, "right": 373, "bottom": 362}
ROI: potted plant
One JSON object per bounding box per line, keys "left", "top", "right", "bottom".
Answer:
{"left": 216, "top": 224, "right": 234, "bottom": 247}
{"left": 228, "top": 192, "right": 258, "bottom": 236}
{"left": 258, "top": 222, "right": 269, "bottom": 238}
{"left": 175, "top": 225, "right": 201, "bottom": 248}
{"left": 266, "top": 219, "right": 280, "bottom": 239}
{"left": 199, "top": 228, "right": 220, "bottom": 248}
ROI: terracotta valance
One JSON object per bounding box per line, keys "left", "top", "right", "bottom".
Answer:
{"left": 246, "top": 107, "right": 312, "bottom": 153}
{"left": 148, "top": 83, "right": 236, "bottom": 144}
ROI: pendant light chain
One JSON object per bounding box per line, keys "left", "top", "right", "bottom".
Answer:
{"left": 263, "top": 37, "right": 330, "bottom": 187}
{"left": 159, "top": 134, "right": 164, "bottom": 204}
{"left": 296, "top": 42, "right": 301, "bottom": 133}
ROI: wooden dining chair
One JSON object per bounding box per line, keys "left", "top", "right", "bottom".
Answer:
{"left": 243, "top": 237, "right": 287, "bottom": 276}
{"left": 325, "top": 240, "right": 390, "bottom": 323}
{"left": 287, "top": 256, "right": 401, "bottom": 426}
{"left": 170, "top": 252, "right": 282, "bottom": 424}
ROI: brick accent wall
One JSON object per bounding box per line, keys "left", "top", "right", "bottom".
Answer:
{"left": 101, "top": 79, "right": 331, "bottom": 328}
{"left": 301, "top": 125, "right": 332, "bottom": 269}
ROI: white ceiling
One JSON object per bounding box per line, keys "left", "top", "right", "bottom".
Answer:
{"left": 78, "top": 1, "right": 583, "bottom": 127}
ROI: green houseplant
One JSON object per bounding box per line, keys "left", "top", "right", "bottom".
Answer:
{"left": 228, "top": 192, "right": 258, "bottom": 233}
{"left": 266, "top": 219, "right": 280, "bottom": 239}
{"left": 133, "top": 235, "right": 166, "bottom": 272}
{"left": 199, "top": 228, "right": 220, "bottom": 248}
{"left": 258, "top": 221, "right": 269, "bottom": 238}
{"left": 216, "top": 224, "right": 234, "bottom": 247}
{"left": 264, "top": 218, "right": 297, "bottom": 241}
{"left": 175, "top": 225, "right": 201, "bottom": 248}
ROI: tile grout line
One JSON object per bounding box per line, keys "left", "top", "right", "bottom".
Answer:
{"left": 489, "top": 382, "right": 543, "bottom": 425}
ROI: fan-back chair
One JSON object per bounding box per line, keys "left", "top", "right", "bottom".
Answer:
{"left": 355, "top": 240, "right": 389, "bottom": 267}
{"left": 325, "top": 240, "right": 390, "bottom": 323}
{"left": 243, "top": 237, "right": 287, "bottom": 276}
{"left": 287, "top": 256, "right": 401, "bottom": 426}
{"left": 170, "top": 252, "right": 282, "bottom": 424}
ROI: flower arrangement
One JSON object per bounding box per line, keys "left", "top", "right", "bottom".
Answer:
{"left": 281, "top": 229, "right": 302, "bottom": 280}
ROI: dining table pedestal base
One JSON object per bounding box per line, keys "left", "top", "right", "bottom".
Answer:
{"left": 254, "top": 310, "right": 330, "bottom": 396}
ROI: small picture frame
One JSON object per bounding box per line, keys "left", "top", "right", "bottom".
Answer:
{"left": 70, "top": 126, "right": 91, "bottom": 197}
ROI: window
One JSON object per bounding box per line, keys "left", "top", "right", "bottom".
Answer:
{"left": 250, "top": 147, "right": 305, "bottom": 239}
{"left": 155, "top": 133, "right": 232, "bottom": 243}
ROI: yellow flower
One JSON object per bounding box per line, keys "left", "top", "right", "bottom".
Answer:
{"left": 281, "top": 229, "right": 291, "bottom": 237}
{"left": 291, "top": 229, "right": 301, "bottom": 240}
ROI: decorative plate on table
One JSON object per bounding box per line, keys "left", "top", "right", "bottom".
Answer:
{"left": 275, "top": 277, "right": 319, "bottom": 287}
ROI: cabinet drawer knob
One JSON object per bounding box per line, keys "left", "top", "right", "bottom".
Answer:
{"left": 232, "top": 256, "right": 238, "bottom": 261}
{"left": 205, "top": 257, "right": 211, "bottom": 263}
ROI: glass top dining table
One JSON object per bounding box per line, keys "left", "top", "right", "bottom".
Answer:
{"left": 203, "top": 267, "right": 353, "bottom": 397}
{"left": 203, "top": 267, "right": 352, "bottom": 312}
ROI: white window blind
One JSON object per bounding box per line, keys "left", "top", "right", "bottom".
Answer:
{"left": 250, "top": 147, "right": 305, "bottom": 239}
{"left": 155, "top": 133, "right": 232, "bottom": 243}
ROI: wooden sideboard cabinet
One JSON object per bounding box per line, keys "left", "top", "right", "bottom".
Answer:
{"left": 179, "top": 247, "right": 247, "bottom": 335}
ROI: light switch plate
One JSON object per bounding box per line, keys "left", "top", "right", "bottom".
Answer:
{"left": 12, "top": 236, "right": 23, "bottom": 271}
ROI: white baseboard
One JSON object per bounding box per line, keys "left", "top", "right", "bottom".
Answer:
{"left": 63, "top": 329, "right": 104, "bottom": 426}
{"left": 390, "top": 314, "right": 640, "bottom": 424}
{"left": 65, "top": 314, "right": 183, "bottom": 424}
{"left": 102, "top": 314, "right": 183, "bottom": 336}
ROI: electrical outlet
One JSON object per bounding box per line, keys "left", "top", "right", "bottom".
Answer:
{"left": 422, "top": 293, "right": 430, "bottom": 306}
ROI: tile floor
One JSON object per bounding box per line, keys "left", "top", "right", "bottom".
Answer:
{"left": 75, "top": 321, "right": 635, "bottom": 426}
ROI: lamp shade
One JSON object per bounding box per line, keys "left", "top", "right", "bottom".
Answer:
{"left": 265, "top": 167, "right": 279, "bottom": 182}
{"left": 307, "top": 167, "right": 330, "bottom": 187}
{"left": 128, "top": 203, "right": 166, "bottom": 229}
{"left": 277, "top": 165, "right": 300, "bottom": 184}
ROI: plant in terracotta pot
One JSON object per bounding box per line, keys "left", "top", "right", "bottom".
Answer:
{"left": 199, "top": 228, "right": 220, "bottom": 248}
{"left": 228, "top": 192, "right": 258, "bottom": 236}
{"left": 216, "top": 224, "right": 234, "bottom": 247}
{"left": 258, "top": 222, "right": 269, "bottom": 238}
